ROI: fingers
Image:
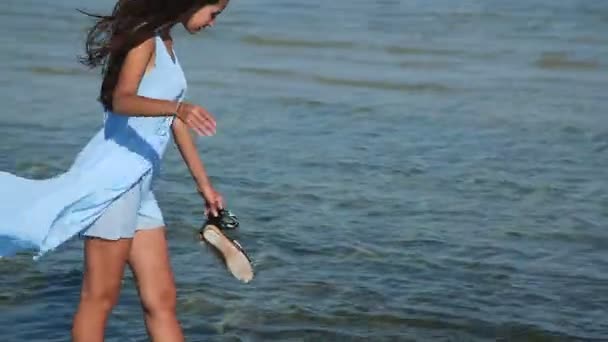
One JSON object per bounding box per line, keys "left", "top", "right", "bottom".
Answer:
{"left": 179, "top": 103, "right": 217, "bottom": 136}
{"left": 204, "top": 194, "right": 224, "bottom": 218}
{"left": 197, "top": 106, "right": 216, "bottom": 129}
{"left": 191, "top": 106, "right": 216, "bottom": 136}
{"left": 187, "top": 110, "right": 212, "bottom": 136}
{"left": 215, "top": 193, "right": 224, "bottom": 210}
{"left": 186, "top": 116, "right": 206, "bottom": 136}
{"left": 204, "top": 203, "right": 217, "bottom": 217}
{"left": 208, "top": 202, "right": 219, "bottom": 217}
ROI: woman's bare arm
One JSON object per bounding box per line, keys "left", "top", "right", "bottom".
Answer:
{"left": 111, "top": 37, "right": 217, "bottom": 136}
{"left": 171, "top": 116, "right": 213, "bottom": 191}
{"left": 172, "top": 116, "right": 224, "bottom": 215}
{"left": 112, "top": 37, "right": 179, "bottom": 116}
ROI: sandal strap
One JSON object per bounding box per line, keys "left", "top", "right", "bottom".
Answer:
{"left": 230, "top": 238, "right": 253, "bottom": 263}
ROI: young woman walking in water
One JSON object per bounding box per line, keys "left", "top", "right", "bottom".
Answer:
{"left": 0, "top": 0, "right": 232, "bottom": 340}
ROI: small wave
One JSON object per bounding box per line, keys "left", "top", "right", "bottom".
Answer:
{"left": 186, "top": 79, "right": 228, "bottom": 88}
{"left": 572, "top": 36, "right": 608, "bottom": 45}
{"left": 15, "top": 161, "right": 60, "bottom": 179}
{"left": 399, "top": 60, "right": 454, "bottom": 69}
{"left": 238, "top": 67, "right": 300, "bottom": 78}
{"left": 386, "top": 45, "right": 465, "bottom": 57}
{"left": 535, "top": 52, "right": 600, "bottom": 71}
{"left": 27, "top": 66, "right": 90, "bottom": 76}
{"left": 242, "top": 35, "right": 355, "bottom": 49}
{"left": 274, "top": 96, "right": 326, "bottom": 107}
{"left": 592, "top": 131, "right": 608, "bottom": 152}
{"left": 314, "top": 76, "right": 454, "bottom": 93}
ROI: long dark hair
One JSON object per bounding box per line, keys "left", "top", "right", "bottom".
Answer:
{"left": 79, "top": 0, "right": 222, "bottom": 111}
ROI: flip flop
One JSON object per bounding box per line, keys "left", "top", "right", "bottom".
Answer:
{"left": 200, "top": 210, "right": 254, "bottom": 283}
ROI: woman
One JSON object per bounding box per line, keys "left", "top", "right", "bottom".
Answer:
{"left": 0, "top": 1, "right": 231, "bottom": 340}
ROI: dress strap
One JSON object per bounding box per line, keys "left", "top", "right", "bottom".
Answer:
{"left": 153, "top": 34, "right": 177, "bottom": 65}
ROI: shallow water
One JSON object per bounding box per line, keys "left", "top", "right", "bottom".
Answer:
{"left": 1, "top": 0, "right": 607, "bottom": 340}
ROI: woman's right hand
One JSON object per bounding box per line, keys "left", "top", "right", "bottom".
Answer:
{"left": 176, "top": 102, "right": 217, "bottom": 136}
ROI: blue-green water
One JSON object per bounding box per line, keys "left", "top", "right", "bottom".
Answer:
{"left": 1, "top": 0, "right": 607, "bottom": 340}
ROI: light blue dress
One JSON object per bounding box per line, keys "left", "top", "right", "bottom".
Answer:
{"left": 0, "top": 34, "right": 187, "bottom": 259}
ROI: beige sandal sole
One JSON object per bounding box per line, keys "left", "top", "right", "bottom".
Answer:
{"left": 202, "top": 225, "right": 254, "bottom": 283}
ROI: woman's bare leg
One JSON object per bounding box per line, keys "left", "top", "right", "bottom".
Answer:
{"left": 72, "top": 238, "right": 132, "bottom": 342}
{"left": 128, "top": 227, "right": 184, "bottom": 341}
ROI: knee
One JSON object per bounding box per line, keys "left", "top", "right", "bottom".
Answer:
{"left": 141, "top": 286, "right": 177, "bottom": 317}
{"left": 80, "top": 288, "right": 120, "bottom": 314}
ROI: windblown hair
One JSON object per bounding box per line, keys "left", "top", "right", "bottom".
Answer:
{"left": 79, "top": 0, "right": 222, "bottom": 111}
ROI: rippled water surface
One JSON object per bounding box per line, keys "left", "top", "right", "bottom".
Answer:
{"left": 1, "top": 0, "right": 607, "bottom": 340}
